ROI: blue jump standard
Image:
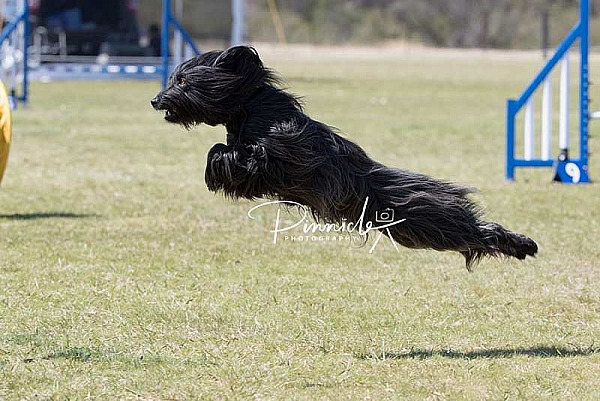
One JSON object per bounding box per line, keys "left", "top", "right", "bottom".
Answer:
{"left": 506, "top": 0, "right": 591, "bottom": 184}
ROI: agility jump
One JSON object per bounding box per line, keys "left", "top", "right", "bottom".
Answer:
{"left": 0, "top": 0, "right": 200, "bottom": 106}
{"left": 0, "top": 0, "right": 28, "bottom": 106}
{"left": 506, "top": 0, "right": 593, "bottom": 184}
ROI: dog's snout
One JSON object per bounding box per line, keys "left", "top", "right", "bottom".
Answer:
{"left": 151, "top": 96, "right": 161, "bottom": 109}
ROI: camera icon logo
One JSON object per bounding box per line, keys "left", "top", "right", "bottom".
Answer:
{"left": 375, "top": 208, "right": 395, "bottom": 223}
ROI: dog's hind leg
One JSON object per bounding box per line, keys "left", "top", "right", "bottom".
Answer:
{"left": 361, "top": 167, "right": 538, "bottom": 269}
{"left": 470, "top": 222, "right": 538, "bottom": 264}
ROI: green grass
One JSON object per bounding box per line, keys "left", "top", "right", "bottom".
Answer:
{"left": 1, "top": 48, "right": 599, "bottom": 399}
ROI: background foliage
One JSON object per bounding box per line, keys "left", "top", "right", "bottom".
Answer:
{"left": 137, "top": 0, "right": 600, "bottom": 48}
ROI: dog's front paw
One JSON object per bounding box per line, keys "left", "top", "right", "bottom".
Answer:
{"left": 208, "top": 143, "right": 229, "bottom": 161}
{"left": 205, "top": 143, "right": 229, "bottom": 192}
{"left": 205, "top": 164, "right": 224, "bottom": 192}
{"left": 207, "top": 143, "right": 230, "bottom": 180}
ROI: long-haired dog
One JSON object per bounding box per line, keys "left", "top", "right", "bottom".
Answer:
{"left": 151, "top": 46, "right": 537, "bottom": 269}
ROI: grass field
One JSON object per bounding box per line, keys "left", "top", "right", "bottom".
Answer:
{"left": 1, "top": 46, "right": 599, "bottom": 399}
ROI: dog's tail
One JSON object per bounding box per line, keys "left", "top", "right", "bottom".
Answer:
{"left": 360, "top": 165, "right": 538, "bottom": 270}
{"left": 461, "top": 223, "right": 538, "bottom": 271}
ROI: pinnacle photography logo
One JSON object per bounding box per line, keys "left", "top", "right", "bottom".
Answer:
{"left": 247, "top": 197, "right": 406, "bottom": 253}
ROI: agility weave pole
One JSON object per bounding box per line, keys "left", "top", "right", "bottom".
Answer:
{"left": 506, "top": 0, "right": 591, "bottom": 184}
{"left": 0, "top": 80, "right": 12, "bottom": 185}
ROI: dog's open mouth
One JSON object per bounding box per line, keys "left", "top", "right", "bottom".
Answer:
{"left": 152, "top": 98, "right": 178, "bottom": 122}
{"left": 163, "top": 108, "right": 178, "bottom": 122}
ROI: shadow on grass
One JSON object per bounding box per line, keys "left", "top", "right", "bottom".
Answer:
{"left": 22, "top": 347, "right": 95, "bottom": 364}
{"left": 359, "top": 345, "right": 599, "bottom": 360}
{"left": 23, "top": 346, "right": 211, "bottom": 367}
{"left": 43, "top": 347, "right": 95, "bottom": 362}
{"left": 0, "top": 212, "right": 99, "bottom": 221}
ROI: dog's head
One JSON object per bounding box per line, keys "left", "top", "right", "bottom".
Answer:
{"left": 151, "top": 46, "right": 276, "bottom": 128}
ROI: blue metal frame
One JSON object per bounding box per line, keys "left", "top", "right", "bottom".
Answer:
{"left": 506, "top": 0, "right": 590, "bottom": 183}
{"left": 0, "top": 1, "right": 30, "bottom": 105}
{"left": 1, "top": 1, "right": 200, "bottom": 101}
{"left": 161, "top": 0, "right": 201, "bottom": 88}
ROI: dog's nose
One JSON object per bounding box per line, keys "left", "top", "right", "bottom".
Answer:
{"left": 151, "top": 96, "right": 160, "bottom": 109}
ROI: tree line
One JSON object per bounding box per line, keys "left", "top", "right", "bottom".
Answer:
{"left": 139, "top": 0, "right": 595, "bottom": 49}
{"left": 247, "top": 0, "right": 592, "bottom": 48}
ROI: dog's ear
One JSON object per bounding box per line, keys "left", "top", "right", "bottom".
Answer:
{"left": 214, "top": 46, "right": 263, "bottom": 71}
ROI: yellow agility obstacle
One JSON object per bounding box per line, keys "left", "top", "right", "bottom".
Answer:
{"left": 0, "top": 80, "right": 12, "bottom": 185}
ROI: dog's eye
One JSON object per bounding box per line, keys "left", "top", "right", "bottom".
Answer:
{"left": 177, "top": 77, "right": 187, "bottom": 87}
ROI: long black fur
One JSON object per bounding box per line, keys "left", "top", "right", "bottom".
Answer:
{"left": 151, "top": 46, "right": 538, "bottom": 270}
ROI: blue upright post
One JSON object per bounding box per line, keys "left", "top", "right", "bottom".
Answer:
{"left": 579, "top": 0, "right": 590, "bottom": 172}
{"left": 20, "top": 0, "right": 29, "bottom": 104}
{"left": 506, "top": 99, "right": 517, "bottom": 181}
{"left": 554, "top": 0, "right": 591, "bottom": 183}
{"left": 161, "top": 0, "right": 171, "bottom": 88}
{"left": 160, "top": 0, "right": 201, "bottom": 89}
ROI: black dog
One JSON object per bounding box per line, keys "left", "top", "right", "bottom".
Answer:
{"left": 151, "top": 46, "right": 537, "bottom": 269}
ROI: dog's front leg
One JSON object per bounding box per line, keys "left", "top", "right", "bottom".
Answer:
{"left": 205, "top": 143, "right": 229, "bottom": 192}
{"left": 205, "top": 143, "right": 271, "bottom": 198}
